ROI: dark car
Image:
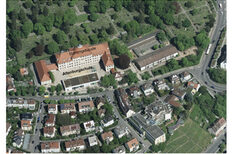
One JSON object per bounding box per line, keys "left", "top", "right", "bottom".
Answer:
{"left": 201, "top": 72, "right": 204, "bottom": 75}
{"left": 211, "top": 86, "right": 215, "bottom": 89}
{"left": 205, "top": 81, "right": 208, "bottom": 85}
{"left": 32, "top": 140, "right": 34, "bottom": 144}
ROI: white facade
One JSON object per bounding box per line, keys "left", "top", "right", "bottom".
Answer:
{"left": 139, "top": 52, "right": 178, "bottom": 71}
{"left": 63, "top": 79, "right": 100, "bottom": 92}
{"left": 41, "top": 147, "right": 60, "bottom": 153}
{"left": 142, "top": 88, "right": 154, "bottom": 96}
{"left": 101, "top": 119, "right": 114, "bottom": 127}
{"left": 154, "top": 134, "right": 166, "bottom": 145}
{"left": 165, "top": 112, "right": 172, "bottom": 121}
{"left": 41, "top": 79, "right": 52, "bottom": 86}
{"left": 48, "top": 106, "right": 58, "bottom": 114}
{"left": 58, "top": 54, "right": 102, "bottom": 71}
{"left": 44, "top": 129, "right": 56, "bottom": 138}
{"left": 66, "top": 145, "right": 85, "bottom": 152}
{"left": 126, "top": 110, "right": 135, "bottom": 118}
{"left": 83, "top": 120, "right": 95, "bottom": 132}
{"left": 105, "top": 65, "right": 114, "bottom": 72}
{"left": 7, "top": 99, "right": 36, "bottom": 110}
{"left": 88, "top": 136, "right": 98, "bottom": 147}
{"left": 180, "top": 74, "right": 191, "bottom": 83}
{"left": 125, "top": 143, "right": 139, "bottom": 152}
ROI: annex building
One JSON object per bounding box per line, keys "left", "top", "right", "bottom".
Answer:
{"left": 134, "top": 45, "right": 178, "bottom": 71}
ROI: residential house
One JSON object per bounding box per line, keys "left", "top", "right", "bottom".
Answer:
{"left": 169, "top": 74, "right": 181, "bottom": 85}
{"left": 125, "top": 138, "right": 139, "bottom": 152}
{"left": 98, "top": 109, "right": 106, "bottom": 118}
{"left": 208, "top": 118, "right": 226, "bottom": 136}
{"left": 95, "top": 97, "right": 105, "bottom": 109}
{"left": 41, "top": 141, "right": 60, "bottom": 153}
{"left": 6, "top": 122, "right": 11, "bottom": 136}
{"left": 60, "top": 103, "right": 76, "bottom": 114}
{"left": 83, "top": 120, "right": 95, "bottom": 132}
{"left": 6, "top": 74, "right": 16, "bottom": 92}
{"left": 128, "top": 86, "right": 141, "bottom": 98}
{"left": 172, "top": 89, "right": 186, "bottom": 100}
{"left": 7, "top": 99, "right": 36, "bottom": 110}
{"left": 88, "top": 135, "right": 98, "bottom": 147}
{"left": 164, "top": 95, "right": 181, "bottom": 107}
{"left": 112, "top": 145, "right": 126, "bottom": 153}
{"left": 129, "top": 114, "right": 166, "bottom": 145}
{"left": 21, "top": 120, "right": 32, "bottom": 131}
{"left": 145, "top": 102, "right": 172, "bottom": 125}
{"left": 45, "top": 114, "right": 56, "bottom": 127}
{"left": 180, "top": 72, "right": 191, "bottom": 83}
{"left": 114, "top": 126, "right": 129, "bottom": 139}
{"left": 78, "top": 101, "right": 94, "bottom": 113}
{"left": 65, "top": 139, "right": 86, "bottom": 152}
{"left": 134, "top": 45, "right": 179, "bottom": 71}
{"left": 70, "top": 111, "right": 77, "bottom": 119}
{"left": 101, "top": 131, "right": 114, "bottom": 144}
{"left": 19, "top": 67, "right": 29, "bottom": 76}
{"left": 60, "top": 124, "right": 80, "bottom": 136}
{"left": 101, "top": 116, "right": 114, "bottom": 127}
{"left": 13, "top": 129, "right": 24, "bottom": 148}
{"left": 20, "top": 113, "right": 33, "bottom": 121}
{"left": 141, "top": 83, "right": 154, "bottom": 96}
{"left": 43, "top": 126, "right": 56, "bottom": 138}
{"left": 47, "top": 104, "right": 58, "bottom": 114}
{"left": 153, "top": 79, "right": 170, "bottom": 91}
{"left": 111, "top": 68, "right": 123, "bottom": 81}
{"left": 115, "top": 88, "right": 135, "bottom": 118}
{"left": 187, "top": 81, "right": 201, "bottom": 95}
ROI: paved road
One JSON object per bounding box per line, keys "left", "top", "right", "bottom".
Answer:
{"left": 205, "top": 131, "right": 226, "bottom": 153}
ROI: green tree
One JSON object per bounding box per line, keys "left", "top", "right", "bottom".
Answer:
{"left": 38, "top": 86, "right": 46, "bottom": 95}
{"left": 63, "top": 9, "right": 77, "bottom": 25}
{"left": 56, "top": 84, "right": 63, "bottom": 93}
{"left": 50, "top": 86, "right": 56, "bottom": 93}
{"left": 207, "top": 68, "right": 226, "bottom": 84}
{"left": 48, "top": 71, "right": 55, "bottom": 83}
{"left": 54, "top": 14, "right": 63, "bottom": 28}
{"left": 33, "top": 44, "right": 44, "bottom": 56}
{"left": 182, "top": 18, "right": 191, "bottom": 27}
{"left": 22, "top": 20, "right": 33, "bottom": 38}
{"left": 101, "top": 74, "right": 117, "bottom": 88}
{"left": 70, "top": 36, "right": 78, "bottom": 47}
{"left": 162, "top": 13, "right": 174, "bottom": 25}
{"left": 172, "top": 34, "right": 195, "bottom": 51}
{"left": 54, "top": 30, "right": 67, "bottom": 44}
{"left": 89, "top": 34, "right": 99, "bottom": 44}
{"left": 89, "top": 13, "right": 98, "bottom": 21}
{"left": 12, "top": 39, "right": 22, "bottom": 52}
{"left": 107, "top": 23, "right": 115, "bottom": 35}
{"left": 47, "top": 41, "right": 59, "bottom": 54}
{"left": 195, "top": 30, "right": 210, "bottom": 49}
{"left": 185, "top": 1, "right": 194, "bottom": 8}
{"left": 126, "top": 70, "right": 139, "bottom": 85}
{"left": 33, "top": 23, "right": 45, "bottom": 35}
{"left": 156, "top": 31, "right": 166, "bottom": 42}
{"left": 43, "top": 14, "right": 54, "bottom": 32}
{"left": 43, "top": 6, "right": 49, "bottom": 16}
{"left": 19, "top": 9, "right": 27, "bottom": 23}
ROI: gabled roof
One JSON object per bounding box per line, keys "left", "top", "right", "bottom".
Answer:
{"left": 43, "top": 126, "right": 55, "bottom": 135}
{"left": 41, "top": 141, "right": 60, "bottom": 150}
{"left": 65, "top": 139, "right": 85, "bottom": 149}
{"left": 78, "top": 101, "right": 94, "bottom": 110}
{"left": 102, "top": 52, "right": 114, "bottom": 66}
{"left": 126, "top": 138, "right": 139, "bottom": 149}
{"left": 101, "top": 131, "right": 113, "bottom": 140}
{"left": 34, "top": 60, "right": 51, "bottom": 82}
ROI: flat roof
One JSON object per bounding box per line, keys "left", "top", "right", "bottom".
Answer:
{"left": 63, "top": 73, "right": 99, "bottom": 88}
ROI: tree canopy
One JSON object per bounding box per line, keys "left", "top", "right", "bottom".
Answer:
{"left": 47, "top": 41, "right": 59, "bottom": 54}
{"left": 118, "top": 54, "right": 130, "bottom": 69}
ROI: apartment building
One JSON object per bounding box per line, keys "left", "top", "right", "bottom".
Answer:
{"left": 65, "top": 139, "right": 86, "bottom": 152}
{"left": 43, "top": 126, "right": 56, "bottom": 138}
{"left": 41, "top": 141, "right": 60, "bottom": 153}
{"left": 78, "top": 101, "right": 95, "bottom": 113}
{"left": 60, "top": 124, "right": 80, "bottom": 136}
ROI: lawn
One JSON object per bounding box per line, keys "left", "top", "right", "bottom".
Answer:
{"left": 179, "top": 0, "right": 207, "bottom": 11}
{"left": 187, "top": 6, "right": 211, "bottom": 31}
{"left": 163, "top": 118, "right": 212, "bottom": 153}
{"left": 16, "top": 28, "right": 59, "bottom": 65}
{"left": 169, "top": 14, "right": 196, "bottom": 38}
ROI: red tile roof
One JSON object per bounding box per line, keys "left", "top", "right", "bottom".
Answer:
{"left": 101, "top": 131, "right": 113, "bottom": 141}
{"left": 78, "top": 101, "right": 94, "bottom": 110}
{"left": 65, "top": 139, "right": 85, "bottom": 149}
{"left": 126, "top": 138, "right": 139, "bottom": 149}
{"left": 34, "top": 60, "right": 51, "bottom": 82}
{"left": 41, "top": 141, "right": 60, "bottom": 150}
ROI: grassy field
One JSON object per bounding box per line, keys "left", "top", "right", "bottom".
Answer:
{"left": 187, "top": 6, "right": 211, "bottom": 31}
{"left": 169, "top": 14, "right": 196, "bottom": 38}
{"left": 17, "top": 28, "right": 59, "bottom": 65}
{"left": 163, "top": 118, "right": 212, "bottom": 153}
{"left": 179, "top": 0, "right": 207, "bottom": 11}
